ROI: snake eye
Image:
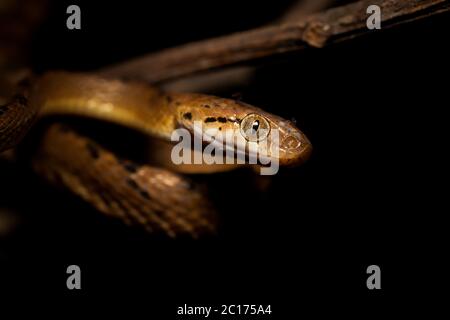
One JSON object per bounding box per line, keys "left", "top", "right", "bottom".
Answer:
{"left": 240, "top": 113, "right": 270, "bottom": 142}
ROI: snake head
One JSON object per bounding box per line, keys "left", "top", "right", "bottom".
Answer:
{"left": 175, "top": 94, "right": 312, "bottom": 167}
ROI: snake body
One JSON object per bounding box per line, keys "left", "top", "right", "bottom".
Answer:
{"left": 0, "top": 71, "right": 312, "bottom": 237}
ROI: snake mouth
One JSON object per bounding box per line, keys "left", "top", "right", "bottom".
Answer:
{"left": 191, "top": 124, "right": 245, "bottom": 159}
{"left": 190, "top": 124, "right": 276, "bottom": 165}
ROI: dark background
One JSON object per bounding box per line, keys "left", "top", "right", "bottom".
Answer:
{"left": 0, "top": 0, "right": 447, "bottom": 316}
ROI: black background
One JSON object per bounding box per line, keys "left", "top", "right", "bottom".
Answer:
{"left": 0, "top": 0, "right": 447, "bottom": 316}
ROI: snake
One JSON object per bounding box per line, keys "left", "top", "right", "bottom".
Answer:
{"left": 0, "top": 71, "right": 312, "bottom": 237}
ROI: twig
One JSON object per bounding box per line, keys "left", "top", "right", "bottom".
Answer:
{"left": 100, "top": 0, "right": 450, "bottom": 83}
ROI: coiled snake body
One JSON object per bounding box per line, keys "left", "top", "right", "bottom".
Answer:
{"left": 0, "top": 71, "right": 312, "bottom": 237}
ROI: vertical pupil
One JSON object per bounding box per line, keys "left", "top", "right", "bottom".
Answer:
{"left": 252, "top": 120, "right": 260, "bottom": 133}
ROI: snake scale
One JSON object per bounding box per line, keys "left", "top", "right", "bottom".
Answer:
{"left": 0, "top": 71, "right": 312, "bottom": 237}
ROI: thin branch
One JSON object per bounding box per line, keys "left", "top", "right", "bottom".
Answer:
{"left": 100, "top": 0, "right": 450, "bottom": 83}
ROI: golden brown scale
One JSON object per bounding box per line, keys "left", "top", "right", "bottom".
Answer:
{"left": 0, "top": 87, "right": 36, "bottom": 152}
{"left": 32, "top": 124, "right": 217, "bottom": 237}
{"left": 31, "top": 72, "right": 179, "bottom": 140}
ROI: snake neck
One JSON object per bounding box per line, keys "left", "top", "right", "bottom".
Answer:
{"left": 30, "top": 71, "right": 180, "bottom": 141}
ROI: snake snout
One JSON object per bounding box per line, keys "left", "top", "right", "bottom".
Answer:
{"left": 280, "top": 132, "right": 312, "bottom": 165}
